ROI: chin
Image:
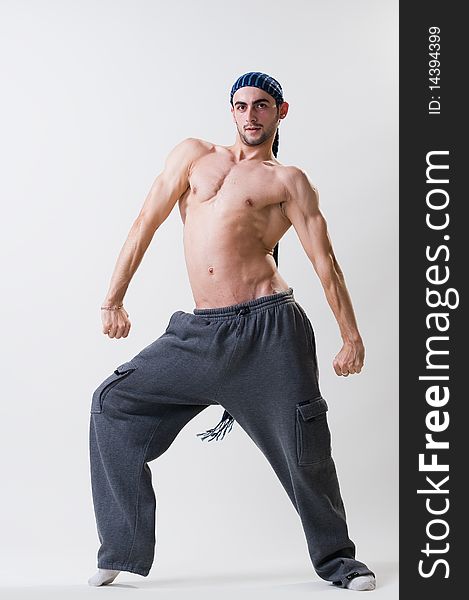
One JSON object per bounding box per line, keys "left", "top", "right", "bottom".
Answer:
{"left": 243, "top": 136, "right": 266, "bottom": 147}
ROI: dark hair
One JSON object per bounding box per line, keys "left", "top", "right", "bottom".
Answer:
{"left": 272, "top": 126, "right": 280, "bottom": 160}
{"left": 272, "top": 102, "right": 281, "bottom": 266}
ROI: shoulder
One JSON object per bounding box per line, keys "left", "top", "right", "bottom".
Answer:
{"left": 171, "top": 137, "right": 213, "bottom": 158}
{"left": 165, "top": 137, "right": 213, "bottom": 172}
{"left": 180, "top": 136, "right": 213, "bottom": 149}
{"left": 278, "top": 165, "right": 319, "bottom": 202}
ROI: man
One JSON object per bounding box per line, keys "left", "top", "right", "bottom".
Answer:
{"left": 88, "top": 72, "right": 376, "bottom": 591}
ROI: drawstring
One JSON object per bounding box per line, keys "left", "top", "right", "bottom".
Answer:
{"left": 196, "top": 305, "right": 249, "bottom": 442}
{"left": 196, "top": 409, "right": 234, "bottom": 442}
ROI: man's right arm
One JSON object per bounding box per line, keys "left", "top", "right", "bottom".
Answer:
{"left": 102, "top": 137, "right": 204, "bottom": 308}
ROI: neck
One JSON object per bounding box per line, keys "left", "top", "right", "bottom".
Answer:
{"left": 229, "top": 135, "right": 275, "bottom": 162}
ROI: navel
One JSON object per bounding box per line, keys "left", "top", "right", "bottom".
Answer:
{"left": 245, "top": 198, "right": 253, "bottom": 206}
{"left": 208, "top": 266, "right": 214, "bottom": 274}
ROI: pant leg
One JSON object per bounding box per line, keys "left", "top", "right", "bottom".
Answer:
{"left": 89, "top": 311, "right": 223, "bottom": 576}
{"left": 215, "top": 300, "right": 375, "bottom": 587}
{"left": 90, "top": 401, "right": 207, "bottom": 575}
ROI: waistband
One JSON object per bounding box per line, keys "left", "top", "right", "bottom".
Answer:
{"left": 193, "top": 287, "right": 295, "bottom": 319}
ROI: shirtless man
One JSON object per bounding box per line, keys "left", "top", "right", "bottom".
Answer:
{"left": 88, "top": 72, "right": 376, "bottom": 591}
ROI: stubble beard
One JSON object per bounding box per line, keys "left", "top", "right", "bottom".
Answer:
{"left": 237, "top": 121, "right": 279, "bottom": 148}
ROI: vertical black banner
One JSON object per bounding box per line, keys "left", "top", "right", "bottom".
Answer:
{"left": 400, "top": 2, "right": 464, "bottom": 598}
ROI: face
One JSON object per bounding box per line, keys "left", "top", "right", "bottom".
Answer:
{"left": 231, "top": 86, "right": 288, "bottom": 148}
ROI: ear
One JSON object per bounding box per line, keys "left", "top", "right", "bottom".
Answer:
{"left": 278, "top": 101, "right": 289, "bottom": 120}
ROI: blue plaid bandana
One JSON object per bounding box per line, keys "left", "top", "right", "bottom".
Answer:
{"left": 230, "top": 71, "right": 284, "bottom": 106}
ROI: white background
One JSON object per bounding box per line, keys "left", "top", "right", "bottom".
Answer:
{"left": 0, "top": 0, "right": 398, "bottom": 597}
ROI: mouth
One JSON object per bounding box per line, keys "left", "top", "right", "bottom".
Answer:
{"left": 245, "top": 127, "right": 261, "bottom": 132}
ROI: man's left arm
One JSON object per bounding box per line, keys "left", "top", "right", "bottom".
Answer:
{"left": 282, "top": 167, "right": 364, "bottom": 376}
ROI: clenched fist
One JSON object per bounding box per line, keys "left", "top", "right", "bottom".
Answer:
{"left": 101, "top": 306, "right": 131, "bottom": 339}
{"left": 332, "top": 338, "right": 365, "bottom": 377}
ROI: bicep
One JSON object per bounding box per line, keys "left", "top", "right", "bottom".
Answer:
{"left": 284, "top": 169, "right": 333, "bottom": 268}
{"left": 137, "top": 138, "right": 200, "bottom": 228}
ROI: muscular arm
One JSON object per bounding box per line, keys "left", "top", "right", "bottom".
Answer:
{"left": 283, "top": 167, "right": 364, "bottom": 375}
{"left": 103, "top": 137, "right": 204, "bottom": 307}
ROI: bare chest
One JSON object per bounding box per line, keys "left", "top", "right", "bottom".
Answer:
{"left": 179, "top": 152, "right": 286, "bottom": 220}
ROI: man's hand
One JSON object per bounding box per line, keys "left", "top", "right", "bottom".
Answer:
{"left": 333, "top": 338, "right": 365, "bottom": 376}
{"left": 101, "top": 306, "right": 131, "bottom": 339}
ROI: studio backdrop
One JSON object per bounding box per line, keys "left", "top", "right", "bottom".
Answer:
{"left": 0, "top": 0, "right": 398, "bottom": 587}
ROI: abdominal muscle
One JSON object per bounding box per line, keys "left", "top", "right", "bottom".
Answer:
{"left": 182, "top": 195, "right": 290, "bottom": 309}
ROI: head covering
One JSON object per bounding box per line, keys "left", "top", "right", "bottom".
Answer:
{"left": 195, "top": 72, "right": 285, "bottom": 444}
{"left": 229, "top": 71, "right": 284, "bottom": 107}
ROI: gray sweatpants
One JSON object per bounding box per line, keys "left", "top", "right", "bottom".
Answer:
{"left": 89, "top": 287, "right": 374, "bottom": 586}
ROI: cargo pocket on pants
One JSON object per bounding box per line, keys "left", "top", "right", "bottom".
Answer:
{"left": 90, "top": 361, "right": 138, "bottom": 414}
{"left": 295, "top": 395, "right": 331, "bottom": 465}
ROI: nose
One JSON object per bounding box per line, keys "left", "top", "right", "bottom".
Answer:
{"left": 245, "top": 106, "right": 257, "bottom": 123}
